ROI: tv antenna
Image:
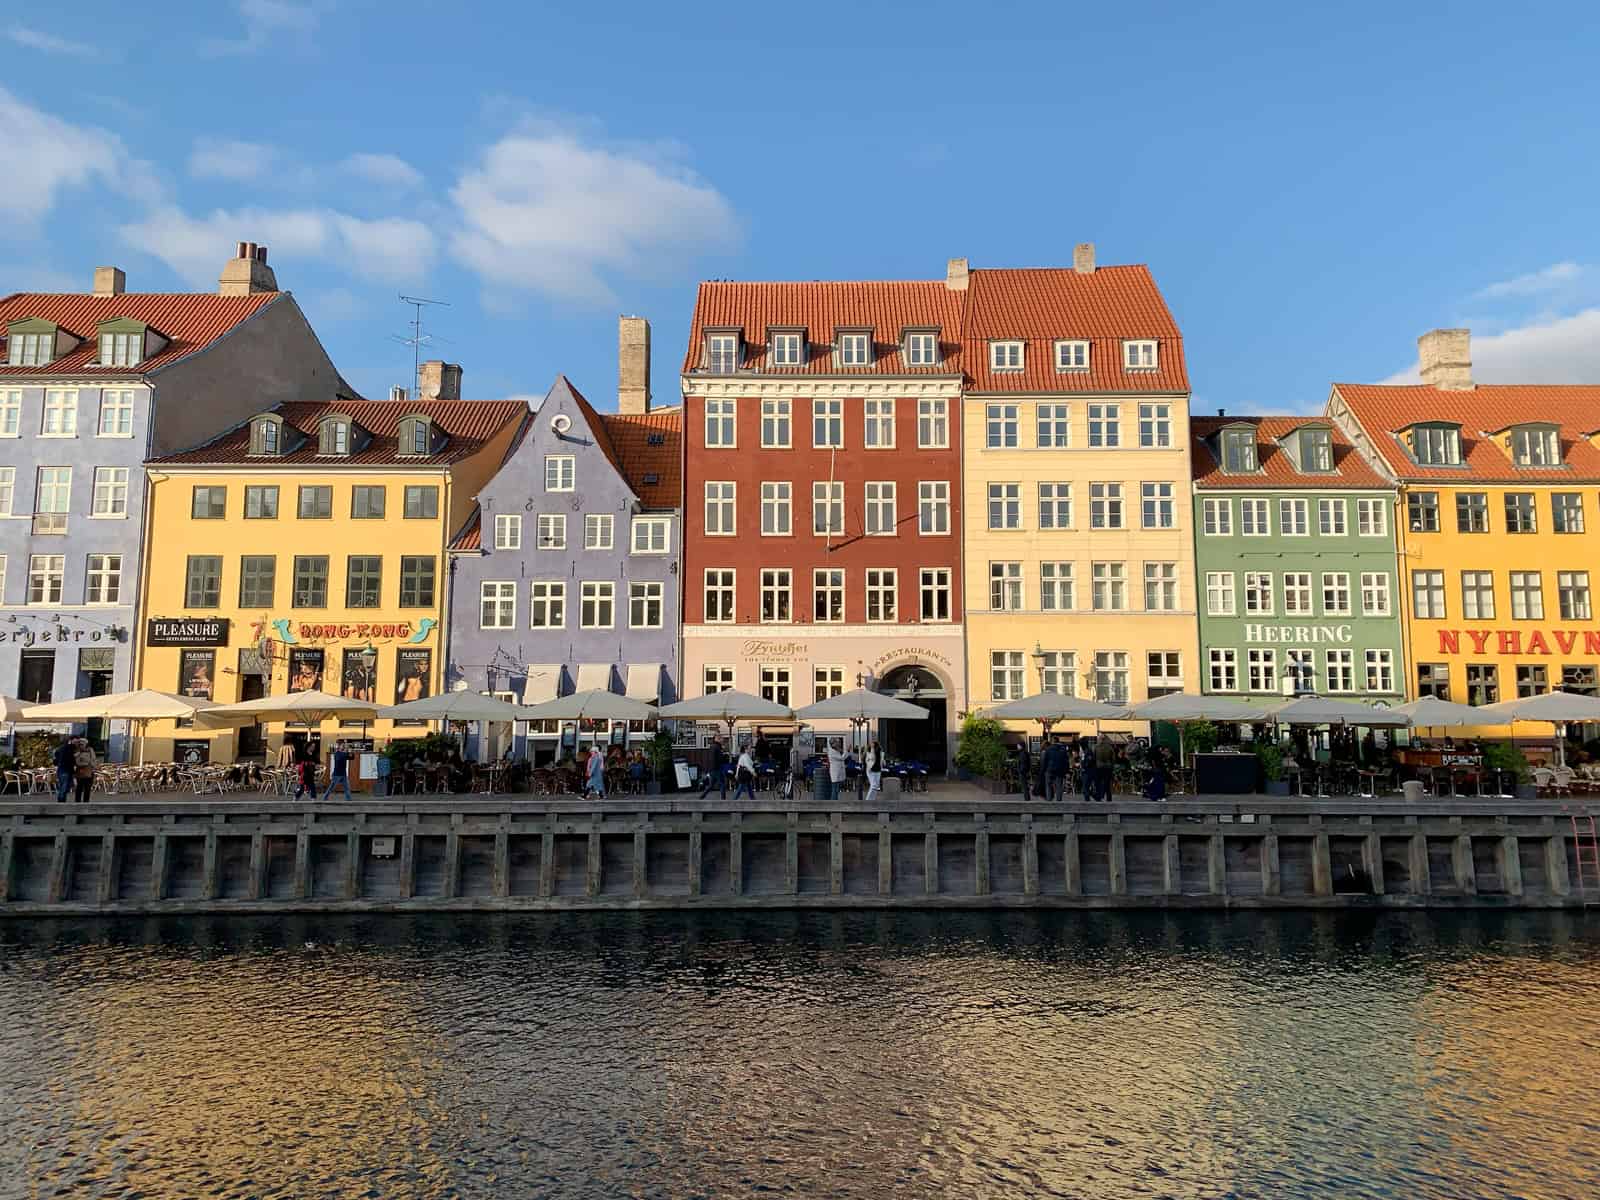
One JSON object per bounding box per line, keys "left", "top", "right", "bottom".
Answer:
{"left": 391, "top": 294, "right": 450, "bottom": 397}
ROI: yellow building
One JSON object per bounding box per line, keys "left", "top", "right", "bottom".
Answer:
{"left": 959, "top": 249, "right": 1198, "bottom": 729}
{"left": 1331, "top": 329, "right": 1600, "bottom": 739}
{"left": 135, "top": 384, "right": 526, "bottom": 762}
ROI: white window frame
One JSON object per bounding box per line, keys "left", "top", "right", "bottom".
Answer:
{"left": 1036, "top": 403, "right": 1071, "bottom": 448}
{"left": 41, "top": 390, "right": 77, "bottom": 437}
{"left": 760, "top": 481, "right": 792, "bottom": 536}
{"left": 1283, "top": 572, "right": 1313, "bottom": 616}
{"left": 493, "top": 513, "right": 522, "bottom": 551}
{"left": 838, "top": 332, "right": 871, "bottom": 367}
{"left": 1247, "top": 648, "right": 1277, "bottom": 693}
{"left": 759, "top": 568, "right": 792, "bottom": 624}
{"left": 1055, "top": 340, "right": 1089, "bottom": 372}
{"left": 1091, "top": 561, "right": 1127, "bottom": 611}
{"left": 1241, "top": 498, "right": 1270, "bottom": 537}
{"left": 1201, "top": 497, "right": 1232, "bottom": 536}
{"left": 770, "top": 331, "right": 803, "bottom": 367}
{"left": 1089, "top": 482, "right": 1123, "bottom": 530}
{"left": 580, "top": 580, "right": 616, "bottom": 630}
{"left": 1361, "top": 572, "right": 1392, "bottom": 617}
{"left": 989, "top": 561, "right": 1023, "bottom": 611}
{"left": 1326, "top": 649, "right": 1355, "bottom": 694}
{"left": 985, "top": 403, "right": 1019, "bottom": 449}
{"left": 812, "top": 481, "right": 844, "bottom": 537}
{"left": 863, "top": 398, "right": 895, "bottom": 448}
{"left": 1321, "top": 571, "right": 1352, "bottom": 617}
{"left": 705, "top": 481, "right": 736, "bottom": 536}
{"left": 987, "top": 482, "right": 1021, "bottom": 531}
{"left": 528, "top": 581, "right": 566, "bottom": 629}
{"left": 1040, "top": 651, "right": 1077, "bottom": 696}
{"left": 84, "top": 553, "right": 121, "bottom": 606}
{"left": 1123, "top": 340, "right": 1158, "bottom": 370}
{"left": 1365, "top": 649, "right": 1395, "bottom": 694}
{"left": 813, "top": 568, "right": 845, "bottom": 623}
{"left": 1244, "top": 571, "right": 1274, "bottom": 616}
{"left": 865, "top": 568, "right": 897, "bottom": 622}
{"left": 706, "top": 333, "right": 739, "bottom": 374}
{"left": 91, "top": 467, "right": 127, "bottom": 518}
{"left": 1279, "top": 497, "right": 1310, "bottom": 536}
{"left": 544, "top": 455, "right": 575, "bottom": 492}
{"left": 1087, "top": 403, "right": 1120, "bottom": 448}
{"left": 1206, "top": 572, "right": 1236, "bottom": 616}
{"left": 0, "top": 391, "right": 19, "bottom": 437}
{"left": 1143, "top": 561, "right": 1178, "bottom": 611}
{"left": 629, "top": 581, "right": 665, "bottom": 629}
{"left": 1560, "top": 570, "right": 1593, "bottom": 621}
{"left": 812, "top": 398, "right": 844, "bottom": 449}
{"left": 704, "top": 569, "right": 736, "bottom": 623}
{"left": 703, "top": 666, "right": 735, "bottom": 695}
{"left": 631, "top": 517, "right": 669, "bottom": 554}
{"left": 1137, "top": 403, "right": 1172, "bottom": 448}
{"left": 705, "top": 397, "right": 736, "bottom": 447}
{"left": 27, "top": 553, "right": 63, "bottom": 605}
{"left": 990, "top": 341, "right": 1024, "bottom": 372}
{"left": 1140, "top": 482, "right": 1175, "bottom": 529}
{"left": 1318, "top": 498, "right": 1347, "bottom": 536}
{"left": 1040, "top": 562, "right": 1074, "bottom": 611}
{"left": 917, "top": 398, "right": 948, "bottom": 448}
{"left": 1209, "top": 648, "right": 1239, "bottom": 693}
{"left": 537, "top": 513, "right": 566, "bottom": 550}
{"left": 0, "top": 467, "right": 13, "bottom": 516}
{"left": 97, "top": 390, "right": 135, "bottom": 437}
{"left": 990, "top": 650, "right": 1025, "bottom": 702}
{"left": 584, "top": 514, "right": 614, "bottom": 550}
{"left": 480, "top": 581, "right": 516, "bottom": 629}
{"left": 1038, "top": 482, "right": 1072, "bottom": 530}
{"left": 1357, "top": 498, "right": 1388, "bottom": 537}
{"left": 919, "top": 481, "right": 950, "bottom": 535}
{"left": 905, "top": 331, "right": 938, "bottom": 366}
{"left": 865, "top": 481, "right": 897, "bottom": 536}
{"left": 920, "top": 567, "right": 952, "bottom": 622}
{"left": 760, "top": 398, "right": 791, "bottom": 448}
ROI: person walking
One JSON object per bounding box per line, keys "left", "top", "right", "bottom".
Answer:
{"left": 825, "top": 740, "right": 847, "bottom": 803}
{"left": 1016, "top": 742, "right": 1034, "bottom": 799}
{"left": 1078, "top": 738, "right": 1096, "bottom": 804}
{"left": 1044, "top": 738, "right": 1071, "bottom": 805}
{"left": 585, "top": 744, "right": 607, "bottom": 799}
{"left": 53, "top": 736, "right": 76, "bottom": 803}
{"left": 293, "top": 753, "right": 317, "bottom": 801}
{"left": 732, "top": 745, "right": 758, "bottom": 801}
{"left": 699, "top": 736, "right": 727, "bottom": 800}
{"left": 72, "top": 739, "right": 98, "bottom": 804}
{"left": 1094, "top": 735, "right": 1117, "bottom": 802}
{"left": 321, "top": 740, "right": 353, "bottom": 802}
{"left": 863, "top": 739, "right": 885, "bottom": 805}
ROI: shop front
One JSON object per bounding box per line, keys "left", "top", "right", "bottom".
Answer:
{"left": 2, "top": 613, "right": 135, "bottom": 757}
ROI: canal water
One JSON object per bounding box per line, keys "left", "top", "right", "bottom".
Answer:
{"left": 1, "top": 912, "right": 1597, "bottom": 1200}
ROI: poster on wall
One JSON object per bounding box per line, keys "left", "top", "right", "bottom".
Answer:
{"left": 394, "top": 648, "right": 430, "bottom": 726}
{"left": 340, "top": 649, "right": 378, "bottom": 702}
{"left": 288, "top": 647, "right": 325, "bottom": 693}
{"left": 177, "top": 650, "right": 216, "bottom": 701}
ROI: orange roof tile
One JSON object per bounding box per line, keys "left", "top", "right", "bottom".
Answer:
{"left": 450, "top": 508, "right": 482, "bottom": 551}
{"left": 1191, "top": 415, "right": 1388, "bottom": 489}
{"left": 600, "top": 408, "right": 682, "bottom": 509}
{"left": 0, "top": 291, "right": 279, "bottom": 377}
{"left": 1334, "top": 384, "right": 1600, "bottom": 483}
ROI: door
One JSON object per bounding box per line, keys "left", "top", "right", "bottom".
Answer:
{"left": 876, "top": 666, "right": 949, "bottom": 770}
{"left": 83, "top": 668, "right": 114, "bottom": 754}
{"left": 17, "top": 651, "right": 54, "bottom": 704}
{"left": 237, "top": 673, "right": 267, "bottom": 758}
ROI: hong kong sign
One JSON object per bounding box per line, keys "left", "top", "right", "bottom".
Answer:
{"left": 147, "top": 617, "right": 229, "bottom": 647}
{"left": 251, "top": 617, "right": 438, "bottom": 646}
{"left": 1438, "top": 628, "right": 1600, "bottom": 656}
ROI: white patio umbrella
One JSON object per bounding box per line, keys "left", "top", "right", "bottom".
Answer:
{"left": 197, "top": 689, "right": 379, "bottom": 729}
{"left": 983, "top": 693, "right": 1133, "bottom": 725}
{"left": 22, "top": 688, "right": 220, "bottom": 763}
{"left": 0, "top": 694, "right": 33, "bottom": 723}
{"left": 658, "top": 690, "right": 794, "bottom": 750}
{"left": 1266, "top": 696, "right": 1411, "bottom": 728}
{"left": 1129, "top": 692, "right": 1264, "bottom": 766}
{"left": 377, "top": 691, "right": 529, "bottom": 722}
{"left": 1392, "top": 696, "right": 1498, "bottom": 731}
{"left": 795, "top": 687, "right": 929, "bottom": 754}
{"left": 1479, "top": 690, "right": 1600, "bottom": 766}
{"left": 521, "top": 689, "right": 658, "bottom": 722}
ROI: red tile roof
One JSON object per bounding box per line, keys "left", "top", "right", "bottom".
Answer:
{"left": 681, "top": 280, "right": 963, "bottom": 376}
{"left": 151, "top": 398, "right": 528, "bottom": 467}
{"left": 963, "top": 266, "right": 1188, "bottom": 393}
{"left": 0, "top": 291, "right": 279, "bottom": 377}
{"left": 1191, "top": 415, "right": 1388, "bottom": 489}
{"left": 600, "top": 408, "right": 682, "bottom": 509}
{"left": 449, "top": 508, "right": 482, "bottom": 551}
{"left": 1333, "top": 384, "right": 1600, "bottom": 483}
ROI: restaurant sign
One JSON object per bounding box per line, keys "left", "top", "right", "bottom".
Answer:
{"left": 1437, "top": 628, "right": 1600, "bottom": 656}
{"left": 147, "top": 617, "right": 229, "bottom": 647}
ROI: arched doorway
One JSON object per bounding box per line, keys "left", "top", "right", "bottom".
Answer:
{"left": 876, "top": 665, "right": 948, "bottom": 769}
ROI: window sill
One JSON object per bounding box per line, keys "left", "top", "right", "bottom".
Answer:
{"left": 37, "top": 433, "right": 78, "bottom": 439}
{"left": 94, "top": 433, "right": 135, "bottom": 440}
{"left": 87, "top": 514, "right": 128, "bottom": 520}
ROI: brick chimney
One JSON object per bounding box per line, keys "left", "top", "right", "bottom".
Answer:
{"left": 618, "top": 316, "right": 651, "bottom": 414}
{"left": 92, "top": 266, "right": 125, "bottom": 297}
{"left": 1418, "top": 329, "right": 1472, "bottom": 390}
{"left": 1073, "top": 243, "right": 1096, "bottom": 275}
{"left": 945, "top": 257, "right": 969, "bottom": 291}
{"left": 418, "top": 361, "right": 463, "bottom": 401}
{"left": 218, "top": 241, "right": 278, "bottom": 296}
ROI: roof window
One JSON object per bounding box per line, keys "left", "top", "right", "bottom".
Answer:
{"left": 319, "top": 415, "right": 352, "bottom": 456}
{"left": 770, "top": 330, "right": 805, "bottom": 367}
{"left": 838, "top": 331, "right": 872, "bottom": 367}
{"left": 1510, "top": 423, "right": 1560, "bottom": 467}
{"left": 1220, "top": 426, "right": 1257, "bottom": 472}
{"left": 399, "top": 414, "right": 434, "bottom": 457}
{"left": 1123, "top": 340, "right": 1158, "bottom": 370}
{"left": 990, "top": 341, "right": 1024, "bottom": 372}
{"left": 249, "top": 415, "right": 284, "bottom": 456}
{"left": 1409, "top": 422, "right": 1461, "bottom": 466}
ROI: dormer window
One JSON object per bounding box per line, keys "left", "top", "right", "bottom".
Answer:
{"left": 770, "top": 331, "right": 804, "bottom": 367}
{"left": 839, "top": 331, "right": 871, "bottom": 367}
{"left": 399, "top": 415, "right": 433, "bottom": 456}
{"left": 706, "top": 333, "right": 739, "bottom": 374}
{"left": 98, "top": 331, "right": 141, "bottom": 367}
{"left": 249, "top": 415, "right": 283, "bottom": 456}
{"left": 319, "top": 416, "right": 351, "bottom": 456}
{"left": 7, "top": 330, "right": 53, "bottom": 366}
{"left": 1411, "top": 423, "right": 1461, "bottom": 466}
{"left": 1123, "top": 340, "right": 1158, "bottom": 370}
{"left": 1511, "top": 424, "right": 1560, "bottom": 467}
{"left": 1055, "top": 340, "right": 1089, "bottom": 371}
{"left": 990, "top": 341, "right": 1024, "bottom": 372}
{"left": 1221, "top": 428, "right": 1257, "bottom": 473}
{"left": 905, "top": 331, "right": 939, "bottom": 366}
{"left": 1299, "top": 427, "right": 1334, "bottom": 472}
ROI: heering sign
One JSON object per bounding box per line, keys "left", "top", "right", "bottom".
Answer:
{"left": 1243, "top": 623, "right": 1354, "bottom": 645}
{"left": 1438, "top": 628, "right": 1600, "bottom": 656}
{"left": 147, "top": 617, "right": 229, "bottom": 647}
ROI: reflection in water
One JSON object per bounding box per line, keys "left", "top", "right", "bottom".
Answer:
{"left": 1, "top": 911, "right": 1598, "bottom": 1199}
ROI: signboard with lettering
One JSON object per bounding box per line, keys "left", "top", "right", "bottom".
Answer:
{"left": 1438, "top": 628, "right": 1600, "bottom": 656}
{"left": 148, "top": 618, "right": 229, "bottom": 647}
{"left": 1242, "top": 624, "right": 1354, "bottom": 645}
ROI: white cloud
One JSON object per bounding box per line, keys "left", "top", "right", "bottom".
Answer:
{"left": 7, "top": 28, "right": 98, "bottom": 57}
{"left": 341, "top": 152, "right": 423, "bottom": 190}
{"left": 1379, "top": 309, "right": 1600, "bottom": 385}
{"left": 188, "top": 137, "right": 281, "bottom": 183}
{"left": 204, "top": 0, "right": 319, "bottom": 57}
{"left": 449, "top": 128, "right": 738, "bottom": 304}
{"left": 0, "top": 87, "right": 129, "bottom": 222}
{"left": 1474, "top": 261, "right": 1584, "bottom": 300}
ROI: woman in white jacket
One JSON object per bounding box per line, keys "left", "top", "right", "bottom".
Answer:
{"left": 863, "top": 740, "right": 885, "bottom": 805}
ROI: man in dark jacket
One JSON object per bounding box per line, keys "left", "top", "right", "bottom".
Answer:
{"left": 1015, "top": 743, "right": 1033, "bottom": 798}
{"left": 1043, "top": 738, "right": 1072, "bottom": 805}
{"left": 53, "top": 738, "right": 75, "bottom": 803}
{"left": 700, "top": 736, "right": 727, "bottom": 800}
{"left": 1094, "top": 737, "right": 1118, "bottom": 802}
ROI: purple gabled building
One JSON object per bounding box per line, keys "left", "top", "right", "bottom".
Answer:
{"left": 446, "top": 319, "right": 681, "bottom": 763}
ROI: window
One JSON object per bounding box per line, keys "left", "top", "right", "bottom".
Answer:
{"left": 986, "top": 404, "right": 1019, "bottom": 448}
{"left": 1147, "top": 652, "right": 1183, "bottom": 696}
{"left": 919, "top": 482, "right": 950, "bottom": 534}
{"left": 185, "top": 554, "right": 224, "bottom": 608}
{"left": 400, "top": 416, "right": 431, "bottom": 456}
{"left": 1244, "top": 572, "right": 1274, "bottom": 616}
{"left": 98, "top": 390, "right": 134, "bottom": 436}
{"left": 245, "top": 485, "right": 278, "bottom": 519}
{"left": 812, "top": 398, "right": 843, "bottom": 448}
{"left": 1318, "top": 498, "right": 1346, "bottom": 536}
{"left": 1407, "top": 492, "right": 1439, "bottom": 533}
{"left": 1206, "top": 572, "right": 1236, "bottom": 616}
{"left": 478, "top": 582, "right": 516, "bottom": 629}
{"left": 1554, "top": 492, "right": 1585, "bottom": 534}
{"left": 813, "top": 569, "right": 844, "bottom": 622}
{"left": 351, "top": 485, "right": 386, "bottom": 519}
{"left": 91, "top": 468, "right": 127, "bottom": 517}
{"left": 989, "top": 561, "right": 1023, "bottom": 611}
{"left": 704, "top": 666, "right": 735, "bottom": 695}
{"left": 36, "top": 467, "right": 70, "bottom": 515}
{"left": 1094, "top": 651, "right": 1131, "bottom": 703}
{"left": 239, "top": 556, "right": 275, "bottom": 608}
{"left": 292, "top": 556, "right": 328, "bottom": 607}
{"left": 1510, "top": 571, "right": 1544, "bottom": 620}
{"left": 1201, "top": 498, "right": 1232, "bottom": 536}
{"left": 1209, "top": 649, "right": 1239, "bottom": 692}
{"left": 1087, "top": 403, "right": 1120, "bottom": 448}
{"left": 906, "top": 331, "right": 939, "bottom": 366}
{"left": 631, "top": 518, "right": 669, "bottom": 554}
{"left": 1417, "top": 662, "right": 1450, "bottom": 701}
{"left": 250, "top": 417, "right": 282, "bottom": 456}
{"left": 812, "top": 481, "right": 843, "bottom": 536}
{"left": 1326, "top": 649, "right": 1355, "bottom": 693}
{"left": 863, "top": 398, "right": 895, "bottom": 448}
{"left": 98, "top": 331, "right": 140, "bottom": 367}
{"left": 865, "top": 481, "right": 897, "bottom": 535}
{"left": 704, "top": 570, "right": 735, "bottom": 622}
{"left": 84, "top": 554, "right": 121, "bottom": 605}
{"left": 537, "top": 514, "right": 566, "bottom": 549}
{"left": 1411, "top": 424, "right": 1461, "bottom": 465}
{"left": 1138, "top": 403, "right": 1172, "bottom": 448}
{"left": 1512, "top": 425, "right": 1560, "bottom": 466}
{"left": 1144, "top": 562, "right": 1178, "bottom": 610}
{"left": 1089, "top": 482, "right": 1123, "bottom": 529}
{"left": 1461, "top": 571, "right": 1495, "bottom": 620}
{"left": 1361, "top": 572, "right": 1392, "bottom": 617}
{"left": 190, "top": 486, "right": 226, "bottom": 519}
{"left": 41, "top": 391, "right": 76, "bottom": 436}
{"left": 705, "top": 398, "right": 735, "bottom": 447}
{"left": 1518, "top": 664, "right": 1549, "bottom": 698}
{"left": 1221, "top": 429, "right": 1257, "bottom": 472}
{"left": 761, "top": 482, "right": 792, "bottom": 536}
{"left": 580, "top": 581, "right": 615, "bottom": 629}
{"left": 1039, "top": 651, "right": 1077, "bottom": 696}
{"left": 399, "top": 556, "right": 435, "bottom": 607}
{"left": 1467, "top": 664, "right": 1499, "bottom": 706}
{"left": 1412, "top": 570, "right": 1446, "bottom": 619}
{"left": 866, "top": 569, "right": 897, "bottom": 621}
{"left": 760, "top": 569, "right": 791, "bottom": 623}
{"left": 839, "top": 332, "right": 871, "bottom": 366}
{"left": 1039, "top": 482, "right": 1072, "bottom": 529}
{"left": 1299, "top": 427, "right": 1334, "bottom": 472}
{"left": 529, "top": 581, "right": 566, "bottom": 628}
{"left": 9, "top": 332, "right": 52, "bottom": 366}
{"left": 1055, "top": 340, "right": 1089, "bottom": 371}
{"left": 706, "top": 334, "right": 738, "bottom": 373}
{"left": 1141, "top": 482, "right": 1175, "bottom": 529}
{"left": 1321, "top": 572, "right": 1351, "bottom": 616}
{"left": 1091, "top": 561, "right": 1126, "bottom": 611}
{"left": 991, "top": 651, "right": 1025, "bottom": 701}
{"left": 585, "top": 514, "right": 614, "bottom": 550}
{"left": 1447, "top": 491, "right": 1487, "bottom": 534}
{"left": 630, "top": 582, "right": 664, "bottom": 628}
{"left": 705, "top": 481, "right": 736, "bottom": 536}
{"left": 990, "top": 341, "right": 1023, "bottom": 371}
{"left": 1357, "top": 498, "right": 1388, "bottom": 537}
{"left": 920, "top": 568, "right": 952, "bottom": 621}
{"left": 0, "top": 467, "right": 12, "bottom": 515}
{"left": 1279, "top": 498, "right": 1309, "bottom": 536}
{"left": 1560, "top": 571, "right": 1592, "bottom": 620}
{"left": 0, "top": 391, "right": 17, "bottom": 436}
{"left": 1040, "top": 562, "right": 1074, "bottom": 610}
{"left": 759, "top": 665, "right": 792, "bottom": 707}
{"left": 1287, "top": 648, "right": 1316, "bottom": 694}
{"left": 1036, "top": 403, "right": 1070, "bottom": 448}
{"left": 346, "top": 556, "right": 382, "bottom": 608}
{"left": 987, "top": 482, "right": 1020, "bottom": 530}
{"left": 1562, "top": 666, "right": 1599, "bottom": 697}
{"left": 318, "top": 417, "right": 351, "bottom": 456}
{"left": 814, "top": 666, "right": 846, "bottom": 702}
{"left": 27, "top": 554, "right": 63, "bottom": 604}
{"left": 1241, "top": 498, "right": 1270, "bottom": 536}
{"left": 917, "top": 398, "right": 949, "bottom": 449}
{"left": 1123, "top": 340, "right": 1157, "bottom": 370}
{"left": 760, "top": 398, "right": 790, "bottom": 448}
{"left": 1505, "top": 492, "right": 1536, "bottom": 533}
{"left": 298, "top": 485, "right": 332, "bottom": 519}
{"left": 770, "top": 331, "right": 803, "bottom": 367}
{"left": 1283, "top": 572, "right": 1313, "bottom": 615}
{"left": 1247, "top": 648, "right": 1277, "bottom": 693}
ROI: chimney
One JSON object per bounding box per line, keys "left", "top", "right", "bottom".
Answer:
{"left": 945, "top": 257, "right": 969, "bottom": 291}
{"left": 1073, "top": 243, "right": 1096, "bottom": 275}
{"left": 618, "top": 316, "right": 651, "bottom": 414}
{"left": 1418, "top": 328, "right": 1472, "bottom": 391}
{"left": 93, "top": 267, "right": 126, "bottom": 297}
{"left": 417, "top": 361, "right": 462, "bottom": 401}
{"left": 390, "top": 385, "right": 409, "bottom": 403}
{"left": 218, "top": 241, "right": 278, "bottom": 296}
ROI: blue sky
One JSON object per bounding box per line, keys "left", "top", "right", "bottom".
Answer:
{"left": 2, "top": 1, "right": 1598, "bottom": 413}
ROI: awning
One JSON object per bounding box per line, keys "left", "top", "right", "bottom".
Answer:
{"left": 576, "top": 663, "right": 613, "bottom": 693}
{"left": 625, "top": 663, "right": 663, "bottom": 703}
{"left": 522, "top": 664, "right": 562, "bottom": 706}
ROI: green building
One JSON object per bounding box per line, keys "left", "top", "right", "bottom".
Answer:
{"left": 1191, "top": 416, "right": 1403, "bottom": 700}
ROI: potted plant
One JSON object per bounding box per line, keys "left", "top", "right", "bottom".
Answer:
{"left": 1482, "top": 740, "right": 1534, "bottom": 799}
{"left": 645, "top": 730, "right": 675, "bottom": 794}
{"left": 1254, "top": 741, "right": 1290, "bottom": 795}
{"left": 954, "top": 714, "right": 1008, "bottom": 788}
